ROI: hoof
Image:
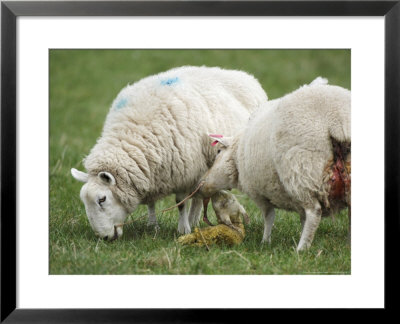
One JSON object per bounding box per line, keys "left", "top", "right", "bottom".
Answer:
{"left": 178, "top": 223, "right": 191, "bottom": 235}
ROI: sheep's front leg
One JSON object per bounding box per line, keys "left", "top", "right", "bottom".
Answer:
{"left": 147, "top": 202, "right": 159, "bottom": 229}
{"left": 177, "top": 193, "right": 191, "bottom": 234}
{"left": 188, "top": 197, "right": 203, "bottom": 227}
{"left": 254, "top": 197, "right": 275, "bottom": 244}
{"left": 297, "top": 200, "right": 322, "bottom": 251}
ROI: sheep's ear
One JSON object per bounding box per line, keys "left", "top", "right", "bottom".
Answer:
{"left": 208, "top": 134, "right": 232, "bottom": 147}
{"left": 98, "top": 171, "right": 116, "bottom": 186}
{"left": 71, "top": 168, "right": 89, "bottom": 183}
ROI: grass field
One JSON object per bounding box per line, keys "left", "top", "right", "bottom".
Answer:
{"left": 50, "top": 49, "right": 351, "bottom": 274}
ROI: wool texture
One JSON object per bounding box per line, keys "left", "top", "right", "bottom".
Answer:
{"left": 83, "top": 66, "right": 268, "bottom": 211}
{"left": 235, "top": 83, "right": 351, "bottom": 214}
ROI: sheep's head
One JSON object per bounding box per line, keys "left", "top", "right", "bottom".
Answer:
{"left": 71, "top": 168, "right": 130, "bottom": 240}
{"left": 200, "top": 134, "right": 238, "bottom": 198}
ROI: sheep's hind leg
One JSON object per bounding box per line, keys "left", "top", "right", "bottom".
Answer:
{"left": 297, "top": 200, "right": 322, "bottom": 251}
{"left": 188, "top": 197, "right": 203, "bottom": 227}
{"left": 177, "top": 193, "right": 191, "bottom": 234}
{"left": 262, "top": 209, "right": 276, "bottom": 244}
{"left": 254, "top": 197, "right": 275, "bottom": 244}
{"left": 147, "top": 202, "right": 160, "bottom": 229}
{"left": 299, "top": 211, "right": 306, "bottom": 230}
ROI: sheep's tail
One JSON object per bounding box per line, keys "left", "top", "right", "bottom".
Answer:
{"left": 300, "top": 76, "right": 328, "bottom": 90}
{"left": 309, "top": 76, "right": 328, "bottom": 86}
{"left": 327, "top": 96, "right": 351, "bottom": 144}
{"left": 307, "top": 78, "right": 350, "bottom": 144}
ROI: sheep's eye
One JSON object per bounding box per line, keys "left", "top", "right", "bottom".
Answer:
{"left": 98, "top": 196, "right": 106, "bottom": 205}
{"left": 217, "top": 149, "right": 221, "bottom": 154}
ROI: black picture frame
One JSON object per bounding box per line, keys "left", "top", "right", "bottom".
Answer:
{"left": 1, "top": 0, "right": 399, "bottom": 322}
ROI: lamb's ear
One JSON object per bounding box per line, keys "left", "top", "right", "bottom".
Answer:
{"left": 98, "top": 171, "right": 116, "bottom": 186}
{"left": 71, "top": 168, "right": 89, "bottom": 183}
{"left": 208, "top": 134, "right": 232, "bottom": 147}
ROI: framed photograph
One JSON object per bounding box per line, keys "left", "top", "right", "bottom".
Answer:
{"left": 1, "top": 0, "right": 399, "bottom": 321}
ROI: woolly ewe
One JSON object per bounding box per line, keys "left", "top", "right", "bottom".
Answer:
{"left": 71, "top": 66, "right": 267, "bottom": 240}
{"left": 200, "top": 80, "right": 351, "bottom": 251}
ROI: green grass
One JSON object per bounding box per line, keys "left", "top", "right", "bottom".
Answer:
{"left": 50, "top": 49, "right": 351, "bottom": 274}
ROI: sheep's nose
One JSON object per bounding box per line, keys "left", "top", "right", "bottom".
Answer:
{"left": 103, "top": 236, "right": 108, "bottom": 241}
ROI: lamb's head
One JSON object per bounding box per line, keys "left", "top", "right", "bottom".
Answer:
{"left": 200, "top": 134, "right": 239, "bottom": 198}
{"left": 71, "top": 168, "right": 131, "bottom": 240}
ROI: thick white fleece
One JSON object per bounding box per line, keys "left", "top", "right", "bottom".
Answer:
{"left": 235, "top": 83, "right": 350, "bottom": 212}
{"left": 84, "top": 66, "right": 267, "bottom": 211}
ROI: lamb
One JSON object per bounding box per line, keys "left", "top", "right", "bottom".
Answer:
{"left": 71, "top": 66, "right": 268, "bottom": 240}
{"left": 199, "top": 80, "right": 351, "bottom": 251}
{"left": 177, "top": 190, "right": 249, "bottom": 247}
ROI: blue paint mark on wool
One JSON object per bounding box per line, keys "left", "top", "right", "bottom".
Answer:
{"left": 161, "top": 77, "right": 179, "bottom": 86}
{"left": 115, "top": 97, "right": 128, "bottom": 110}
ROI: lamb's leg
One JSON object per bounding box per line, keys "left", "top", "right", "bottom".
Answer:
{"left": 254, "top": 197, "right": 275, "bottom": 244}
{"left": 177, "top": 193, "right": 191, "bottom": 234}
{"left": 202, "top": 197, "right": 213, "bottom": 226}
{"left": 188, "top": 197, "right": 203, "bottom": 227}
{"left": 147, "top": 202, "right": 159, "bottom": 229}
{"left": 297, "top": 200, "right": 322, "bottom": 251}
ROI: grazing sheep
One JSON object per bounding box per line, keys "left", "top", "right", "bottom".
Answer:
{"left": 200, "top": 80, "right": 351, "bottom": 251}
{"left": 177, "top": 190, "right": 249, "bottom": 247}
{"left": 71, "top": 66, "right": 267, "bottom": 240}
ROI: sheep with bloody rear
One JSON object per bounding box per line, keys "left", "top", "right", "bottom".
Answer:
{"left": 199, "top": 80, "right": 351, "bottom": 251}
{"left": 71, "top": 66, "right": 267, "bottom": 240}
